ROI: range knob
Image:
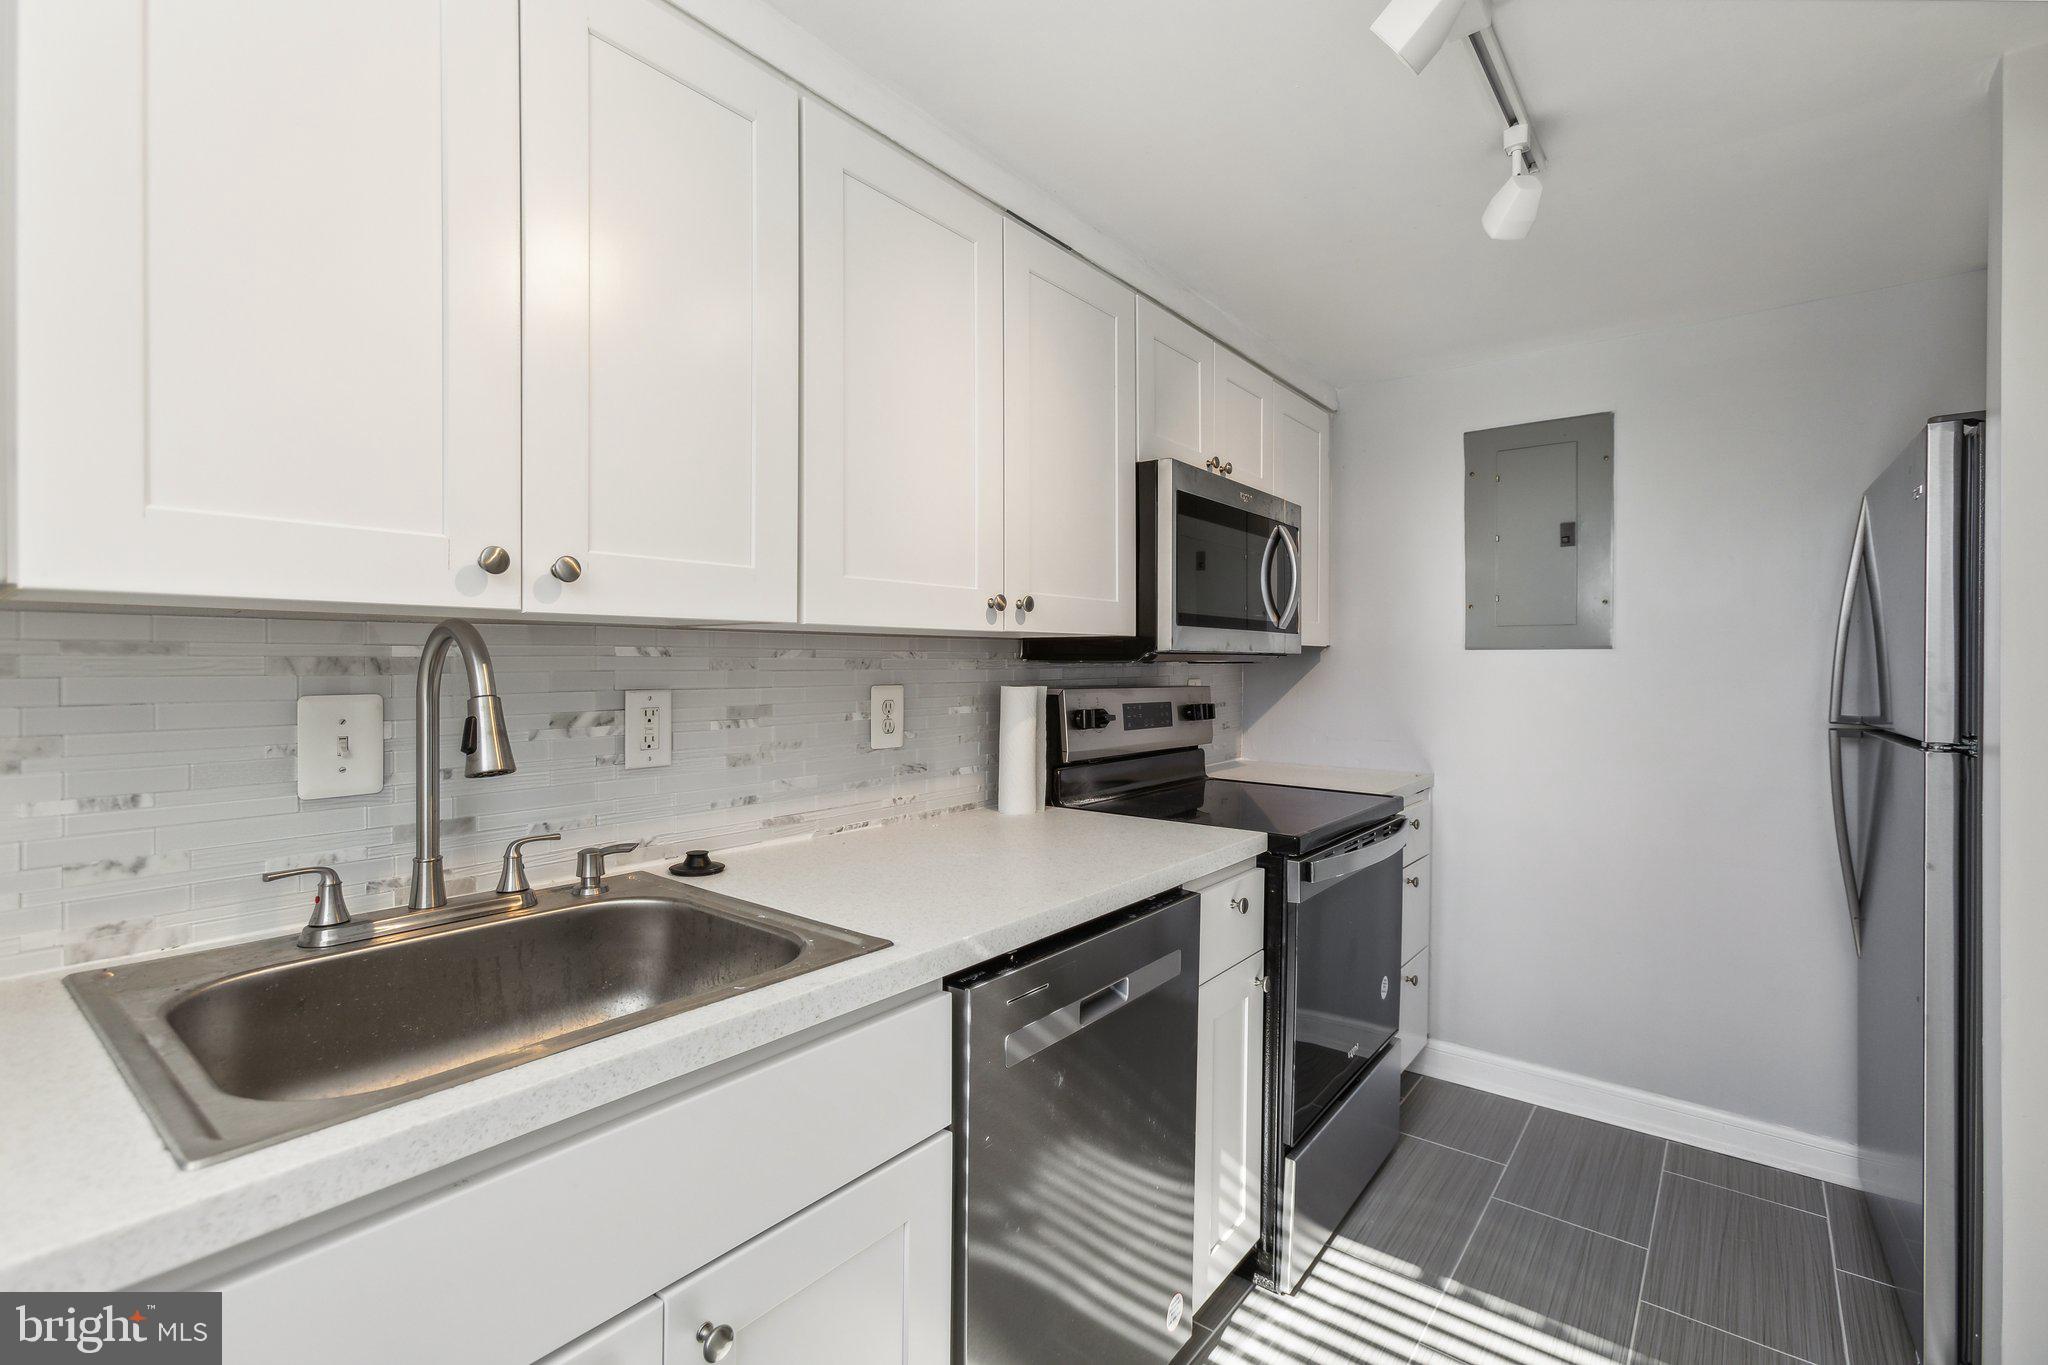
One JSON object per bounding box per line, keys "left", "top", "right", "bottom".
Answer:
{"left": 1180, "top": 703, "right": 1217, "bottom": 721}
{"left": 1068, "top": 707, "right": 1115, "bottom": 731}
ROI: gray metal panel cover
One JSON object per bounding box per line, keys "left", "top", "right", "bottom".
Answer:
{"left": 1465, "top": 412, "right": 1614, "bottom": 649}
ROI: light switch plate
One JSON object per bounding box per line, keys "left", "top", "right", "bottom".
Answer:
{"left": 870, "top": 684, "right": 905, "bottom": 750}
{"left": 625, "top": 689, "right": 671, "bottom": 769}
{"left": 297, "top": 695, "right": 384, "bottom": 799}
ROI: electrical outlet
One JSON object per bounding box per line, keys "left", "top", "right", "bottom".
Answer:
{"left": 625, "top": 689, "right": 671, "bottom": 769}
{"left": 870, "top": 684, "right": 905, "bottom": 750}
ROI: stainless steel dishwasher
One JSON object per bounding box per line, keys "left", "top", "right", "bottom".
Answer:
{"left": 948, "top": 889, "right": 1201, "bottom": 1365}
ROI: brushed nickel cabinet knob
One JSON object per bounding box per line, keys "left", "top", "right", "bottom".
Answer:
{"left": 987, "top": 594, "right": 1008, "bottom": 611}
{"left": 1404, "top": 973, "right": 1420, "bottom": 987}
{"left": 476, "top": 545, "right": 511, "bottom": 575}
{"left": 550, "top": 555, "right": 584, "bottom": 583}
{"left": 697, "top": 1322, "right": 735, "bottom": 1362}
{"left": 1406, "top": 876, "right": 1421, "bottom": 888}
{"left": 1018, "top": 595, "right": 1035, "bottom": 613}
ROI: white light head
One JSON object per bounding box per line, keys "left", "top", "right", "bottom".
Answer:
{"left": 1482, "top": 123, "right": 1542, "bottom": 241}
{"left": 1370, "top": 0, "right": 1491, "bottom": 75}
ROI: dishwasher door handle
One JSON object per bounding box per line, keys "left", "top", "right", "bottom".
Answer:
{"left": 1003, "top": 950, "right": 1182, "bottom": 1068}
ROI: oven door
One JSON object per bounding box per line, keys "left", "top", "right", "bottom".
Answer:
{"left": 1278, "top": 818, "right": 1407, "bottom": 1143}
{"left": 1149, "top": 459, "right": 1302, "bottom": 656}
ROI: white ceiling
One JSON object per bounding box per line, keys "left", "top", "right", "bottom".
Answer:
{"left": 756, "top": 0, "right": 2048, "bottom": 387}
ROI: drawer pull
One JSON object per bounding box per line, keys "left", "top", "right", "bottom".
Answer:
{"left": 1405, "top": 876, "right": 1420, "bottom": 888}
{"left": 1404, "top": 973, "right": 1420, "bottom": 987}
{"left": 698, "top": 1322, "right": 735, "bottom": 1362}
{"left": 1410, "top": 817, "right": 1422, "bottom": 830}
{"left": 1231, "top": 895, "right": 1250, "bottom": 915}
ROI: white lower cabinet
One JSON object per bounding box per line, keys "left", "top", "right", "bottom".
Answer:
{"left": 659, "top": 1135, "right": 951, "bottom": 1365}
{"left": 1401, "top": 856, "right": 1431, "bottom": 963}
{"left": 538, "top": 1299, "right": 664, "bottom": 1365}
{"left": 1194, "top": 952, "right": 1267, "bottom": 1308}
{"left": 1398, "top": 947, "right": 1431, "bottom": 1072}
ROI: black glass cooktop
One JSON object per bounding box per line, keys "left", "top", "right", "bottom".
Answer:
{"left": 1085, "top": 776, "right": 1403, "bottom": 856}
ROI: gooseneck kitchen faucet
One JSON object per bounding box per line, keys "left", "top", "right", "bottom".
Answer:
{"left": 409, "top": 618, "right": 516, "bottom": 911}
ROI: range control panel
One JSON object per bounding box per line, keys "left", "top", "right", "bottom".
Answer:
{"left": 1050, "top": 685, "right": 1215, "bottom": 762}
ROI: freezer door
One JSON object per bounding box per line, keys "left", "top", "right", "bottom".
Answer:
{"left": 1840, "top": 728, "right": 1961, "bottom": 1360}
{"left": 1831, "top": 422, "right": 1963, "bottom": 745}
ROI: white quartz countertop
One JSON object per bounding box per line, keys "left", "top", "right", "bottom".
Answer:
{"left": 1210, "top": 759, "right": 1434, "bottom": 802}
{"left": 0, "top": 806, "right": 1264, "bottom": 1291}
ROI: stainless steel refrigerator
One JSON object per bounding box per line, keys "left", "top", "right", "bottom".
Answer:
{"left": 1828, "top": 414, "right": 1983, "bottom": 1364}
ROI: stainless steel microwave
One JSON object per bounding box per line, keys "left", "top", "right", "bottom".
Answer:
{"left": 1028, "top": 459, "right": 1303, "bottom": 661}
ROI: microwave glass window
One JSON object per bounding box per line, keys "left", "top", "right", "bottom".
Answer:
{"left": 1174, "top": 492, "right": 1261, "bottom": 631}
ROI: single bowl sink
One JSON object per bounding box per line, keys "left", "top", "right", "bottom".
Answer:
{"left": 65, "top": 872, "right": 890, "bottom": 1166}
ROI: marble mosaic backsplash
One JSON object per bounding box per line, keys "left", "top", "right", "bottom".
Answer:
{"left": 0, "top": 611, "right": 1242, "bottom": 980}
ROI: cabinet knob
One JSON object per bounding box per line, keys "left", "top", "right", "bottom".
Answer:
{"left": 1222, "top": 461, "right": 1234, "bottom": 475}
{"left": 697, "top": 1322, "right": 735, "bottom": 1362}
{"left": 1018, "top": 595, "right": 1035, "bottom": 613}
{"left": 1231, "top": 895, "right": 1250, "bottom": 915}
{"left": 1410, "top": 817, "right": 1422, "bottom": 830}
{"left": 1404, "top": 973, "right": 1420, "bottom": 987}
{"left": 550, "top": 555, "right": 584, "bottom": 583}
{"left": 987, "top": 594, "right": 1008, "bottom": 611}
{"left": 1405, "top": 876, "right": 1420, "bottom": 888}
{"left": 476, "top": 545, "right": 511, "bottom": 575}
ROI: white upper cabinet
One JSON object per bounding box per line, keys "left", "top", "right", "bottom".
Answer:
{"left": 1213, "top": 347, "right": 1278, "bottom": 492}
{"left": 521, "top": 0, "right": 799, "bottom": 623}
{"left": 1137, "top": 301, "right": 1217, "bottom": 468}
{"left": 1002, "top": 222, "right": 1138, "bottom": 637}
{"left": 800, "top": 100, "right": 1006, "bottom": 632}
{"left": 1272, "top": 389, "right": 1332, "bottom": 646}
{"left": 11, "top": 0, "right": 523, "bottom": 612}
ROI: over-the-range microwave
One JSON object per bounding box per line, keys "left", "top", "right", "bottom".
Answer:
{"left": 1027, "top": 458, "right": 1303, "bottom": 662}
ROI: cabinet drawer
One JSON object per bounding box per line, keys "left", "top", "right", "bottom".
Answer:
{"left": 1400, "top": 857, "right": 1431, "bottom": 962}
{"left": 1397, "top": 948, "right": 1431, "bottom": 1072}
{"left": 659, "top": 1134, "right": 951, "bottom": 1365}
{"left": 215, "top": 996, "right": 950, "bottom": 1365}
{"left": 1402, "top": 798, "right": 1432, "bottom": 863}
{"left": 536, "top": 1298, "right": 661, "bottom": 1365}
{"left": 1190, "top": 861, "right": 1265, "bottom": 981}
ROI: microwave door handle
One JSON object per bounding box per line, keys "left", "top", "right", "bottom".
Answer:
{"left": 1258, "top": 527, "right": 1280, "bottom": 626}
{"left": 1276, "top": 526, "right": 1302, "bottom": 630}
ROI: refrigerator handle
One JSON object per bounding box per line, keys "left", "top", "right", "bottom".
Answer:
{"left": 1827, "top": 727, "right": 1864, "bottom": 956}
{"left": 1828, "top": 501, "right": 1886, "bottom": 727}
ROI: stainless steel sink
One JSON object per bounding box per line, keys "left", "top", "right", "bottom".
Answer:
{"left": 65, "top": 873, "right": 890, "bottom": 1167}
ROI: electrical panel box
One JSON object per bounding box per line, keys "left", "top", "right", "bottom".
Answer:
{"left": 1464, "top": 411, "right": 1614, "bottom": 650}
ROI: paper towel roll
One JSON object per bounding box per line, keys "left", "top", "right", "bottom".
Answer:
{"left": 997, "top": 685, "right": 1047, "bottom": 816}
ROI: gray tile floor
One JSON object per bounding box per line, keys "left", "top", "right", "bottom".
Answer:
{"left": 1185, "top": 1075, "right": 1918, "bottom": 1365}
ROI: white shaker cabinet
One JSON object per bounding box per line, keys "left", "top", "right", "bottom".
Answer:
{"left": 10, "top": 0, "right": 523, "bottom": 612}
{"left": 1137, "top": 301, "right": 1218, "bottom": 468}
{"left": 536, "top": 1299, "right": 663, "bottom": 1365}
{"left": 1272, "top": 389, "right": 1332, "bottom": 646}
{"left": 659, "top": 1135, "right": 952, "bottom": 1365}
{"left": 1212, "top": 348, "right": 1278, "bottom": 492}
{"left": 520, "top": 0, "right": 800, "bottom": 623}
{"left": 1194, "top": 951, "right": 1267, "bottom": 1308}
{"left": 1002, "top": 222, "right": 1138, "bottom": 637}
{"left": 800, "top": 100, "right": 1007, "bottom": 633}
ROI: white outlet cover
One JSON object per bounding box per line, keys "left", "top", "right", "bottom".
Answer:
{"left": 870, "top": 684, "right": 905, "bottom": 750}
{"left": 297, "top": 694, "right": 385, "bottom": 799}
{"left": 625, "top": 689, "right": 672, "bottom": 769}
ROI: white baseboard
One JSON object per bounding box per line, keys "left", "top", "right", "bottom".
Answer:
{"left": 1410, "top": 1040, "right": 1864, "bottom": 1189}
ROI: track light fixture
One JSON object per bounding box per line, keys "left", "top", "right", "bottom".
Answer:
{"left": 1369, "top": 0, "right": 1489, "bottom": 75}
{"left": 1482, "top": 124, "right": 1542, "bottom": 240}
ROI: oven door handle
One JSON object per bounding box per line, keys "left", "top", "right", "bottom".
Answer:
{"left": 1301, "top": 825, "right": 1408, "bottom": 884}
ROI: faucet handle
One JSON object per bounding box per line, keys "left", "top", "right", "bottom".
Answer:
{"left": 574, "top": 840, "right": 639, "bottom": 897}
{"left": 496, "top": 833, "right": 561, "bottom": 900}
{"left": 263, "top": 866, "right": 350, "bottom": 930}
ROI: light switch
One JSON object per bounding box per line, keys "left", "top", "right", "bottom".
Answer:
{"left": 870, "top": 685, "right": 905, "bottom": 750}
{"left": 297, "top": 695, "right": 385, "bottom": 799}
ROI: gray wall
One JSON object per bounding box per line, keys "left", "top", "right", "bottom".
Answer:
{"left": 0, "top": 613, "right": 1240, "bottom": 979}
{"left": 1243, "top": 272, "right": 1987, "bottom": 1144}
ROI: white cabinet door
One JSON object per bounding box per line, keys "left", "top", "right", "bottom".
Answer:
{"left": 1137, "top": 300, "right": 1216, "bottom": 467}
{"left": 1401, "top": 856, "right": 1431, "bottom": 965}
{"left": 1002, "top": 221, "right": 1137, "bottom": 636}
{"left": 1194, "top": 953, "right": 1266, "bottom": 1308}
{"left": 13, "top": 0, "right": 522, "bottom": 612}
{"left": 1272, "top": 389, "right": 1332, "bottom": 647}
{"left": 521, "top": 0, "right": 798, "bottom": 623}
{"left": 801, "top": 100, "right": 1006, "bottom": 632}
{"left": 1192, "top": 862, "right": 1265, "bottom": 984}
{"left": 535, "top": 1298, "right": 662, "bottom": 1365}
{"left": 1212, "top": 348, "right": 1277, "bottom": 491}
{"left": 1398, "top": 947, "right": 1431, "bottom": 1072}
{"left": 660, "top": 1134, "right": 952, "bottom": 1365}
